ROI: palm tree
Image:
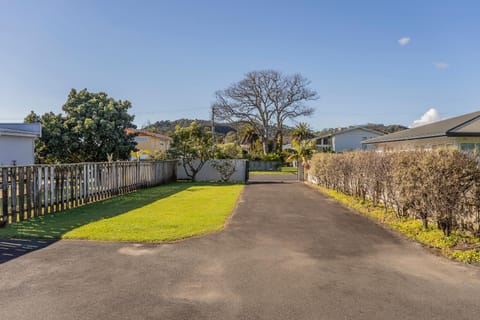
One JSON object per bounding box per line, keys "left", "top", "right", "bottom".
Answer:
{"left": 291, "top": 122, "right": 314, "bottom": 143}
{"left": 240, "top": 125, "right": 259, "bottom": 151}
{"left": 287, "top": 139, "right": 316, "bottom": 181}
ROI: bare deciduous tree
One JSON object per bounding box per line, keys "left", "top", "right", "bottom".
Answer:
{"left": 213, "top": 70, "right": 317, "bottom": 155}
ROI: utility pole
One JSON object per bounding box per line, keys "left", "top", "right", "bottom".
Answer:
{"left": 211, "top": 106, "right": 215, "bottom": 158}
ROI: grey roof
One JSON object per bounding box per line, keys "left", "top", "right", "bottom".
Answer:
{"left": 314, "top": 126, "right": 384, "bottom": 140}
{"left": 0, "top": 123, "right": 42, "bottom": 138}
{"left": 363, "top": 111, "right": 480, "bottom": 144}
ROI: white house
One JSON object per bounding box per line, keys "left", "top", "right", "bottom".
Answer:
{"left": 0, "top": 123, "right": 42, "bottom": 166}
{"left": 314, "top": 127, "right": 384, "bottom": 152}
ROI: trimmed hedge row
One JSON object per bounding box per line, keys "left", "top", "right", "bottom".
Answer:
{"left": 308, "top": 150, "right": 480, "bottom": 236}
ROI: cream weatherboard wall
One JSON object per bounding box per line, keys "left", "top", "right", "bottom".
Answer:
{"left": 372, "top": 136, "right": 480, "bottom": 152}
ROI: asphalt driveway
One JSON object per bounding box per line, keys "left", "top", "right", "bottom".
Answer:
{"left": 1, "top": 178, "right": 480, "bottom": 319}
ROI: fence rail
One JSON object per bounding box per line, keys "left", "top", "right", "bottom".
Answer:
{"left": 0, "top": 160, "right": 177, "bottom": 224}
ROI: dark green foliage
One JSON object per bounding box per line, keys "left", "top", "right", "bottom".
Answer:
{"left": 368, "top": 123, "right": 408, "bottom": 134}
{"left": 291, "top": 122, "right": 315, "bottom": 143}
{"left": 262, "top": 153, "right": 283, "bottom": 162}
{"left": 144, "top": 119, "right": 236, "bottom": 136}
{"left": 25, "top": 111, "right": 71, "bottom": 163}
{"left": 25, "top": 88, "right": 137, "bottom": 163}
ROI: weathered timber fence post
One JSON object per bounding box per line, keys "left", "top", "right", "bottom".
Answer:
{"left": 2, "top": 168, "right": 8, "bottom": 223}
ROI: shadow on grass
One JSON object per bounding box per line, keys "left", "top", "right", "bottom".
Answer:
{"left": 0, "top": 182, "right": 202, "bottom": 241}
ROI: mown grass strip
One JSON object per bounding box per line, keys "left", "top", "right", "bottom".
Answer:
{"left": 250, "top": 166, "right": 298, "bottom": 175}
{"left": 307, "top": 183, "right": 480, "bottom": 264}
{"left": 0, "top": 182, "right": 244, "bottom": 242}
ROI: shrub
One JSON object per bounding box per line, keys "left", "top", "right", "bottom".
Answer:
{"left": 262, "top": 153, "right": 283, "bottom": 162}
{"left": 215, "top": 143, "right": 243, "bottom": 159}
{"left": 451, "top": 249, "right": 480, "bottom": 264}
{"left": 308, "top": 150, "right": 480, "bottom": 237}
{"left": 212, "top": 160, "right": 237, "bottom": 182}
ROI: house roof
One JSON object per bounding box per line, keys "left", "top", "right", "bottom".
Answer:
{"left": 314, "top": 126, "right": 384, "bottom": 140}
{"left": 363, "top": 111, "right": 480, "bottom": 144}
{"left": 0, "top": 123, "right": 41, "bottom": 138}
{"left": 125, "top": 128, "right": 172, "bottom": 141}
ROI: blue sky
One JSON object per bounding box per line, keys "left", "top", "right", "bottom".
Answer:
{"left": 1, "top": 0, "right": 479, "bottom": 130}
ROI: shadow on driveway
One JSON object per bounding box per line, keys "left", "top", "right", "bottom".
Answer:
{"left": 0, "top": 239, "right": 56, "bottom": 264}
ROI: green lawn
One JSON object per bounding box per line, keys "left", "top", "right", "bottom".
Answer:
{"left": 250, "top": 166, "right": 298, "bottom": 175}
{"left": 0, "top": 182, "right": 244, "bottom": 242}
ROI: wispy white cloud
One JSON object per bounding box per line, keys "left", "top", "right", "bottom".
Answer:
{"left": 398, "top": 37, "right": 410, "bottom": 46}
{"left": 433, "top": 62, "right": 449, "bottom": 69}
{"left": 410, "top": 108, "right": 442, "bottom": 128}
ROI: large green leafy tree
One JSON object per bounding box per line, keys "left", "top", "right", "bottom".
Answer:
{"left": 25, "top": 111, "right": 72, "bottom": 163}
{"left": 25, "top": 89, "right": 137, "bottom": 163}
{"left": 168, "top": 121, "right": 212, "bottom": 181}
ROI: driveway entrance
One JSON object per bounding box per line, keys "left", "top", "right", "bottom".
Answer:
{"left": 1, "top": 181, "right": 480, "bottom": 319}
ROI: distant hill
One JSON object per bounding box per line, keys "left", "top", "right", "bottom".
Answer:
{"left": 364, "top": 123, "right": 408, "bottom": 134}
{"left": 142, "top": 119, "right": 296, "bottom": 143}
{"left": 316, "top": 123, "right": 407, "bottom": 136}
{"left": 142, "top": 119, "right": 237, "bottom": 136}
{"left": 143, "top": 119, "right": 405, "bottom": 143}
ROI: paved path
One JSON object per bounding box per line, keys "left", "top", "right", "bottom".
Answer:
{"left": 1, "top": 179, "right": 480, "bottom": 319}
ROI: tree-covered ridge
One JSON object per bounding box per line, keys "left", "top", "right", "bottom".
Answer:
{"left": 145, "top": 119, "right": 406, "bottom": 141}
{"left": 315, "top": 123, "right": 408, "bottom": 136}
{"left": 143, "top": 119, "right": 237, "bottom": 136}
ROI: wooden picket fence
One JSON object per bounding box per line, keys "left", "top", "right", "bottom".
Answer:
{"left": 0, "top": 160, "right": 177, "bottom": 224}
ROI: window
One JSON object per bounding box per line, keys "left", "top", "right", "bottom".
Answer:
{"left": 460, "top": 143, "right": 475, "bottom": 151}
{"left": 135, "top": 137, "right": 148, "bottom": 142}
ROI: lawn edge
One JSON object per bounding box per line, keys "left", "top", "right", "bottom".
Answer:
{"left": 249, "top": 171, "right": 297, "bottom": 175}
